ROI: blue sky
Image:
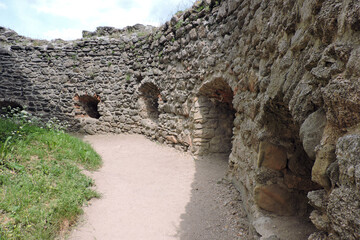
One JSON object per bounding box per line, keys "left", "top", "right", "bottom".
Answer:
{"left": 0, "top": 0, "right": 194, "bottom": 40}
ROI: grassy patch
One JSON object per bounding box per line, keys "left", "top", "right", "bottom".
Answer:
{"left": 0, "top": 115, "right": 101, "bottom": 239}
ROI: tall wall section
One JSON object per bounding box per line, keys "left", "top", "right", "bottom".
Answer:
{"left": 1, "top": 0, "right": 360, "bottom": 239}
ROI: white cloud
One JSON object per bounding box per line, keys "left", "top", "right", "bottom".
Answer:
{"left": 0, "top": 2, "right": 7, "bottom": 9}
{"left": 31, "top": 0, "right": 194, "bottom": 28}
{"left": 5, "top": 0, "right": 195, "bottom": 40}
{"left": 29, "top": 0, "right": 162, "bottom": 39}
{"left": 32, "top": 0, "right": 154, "bottom": 25}
{"left": 43, "top": 28, "right": 83, "bottom": 40}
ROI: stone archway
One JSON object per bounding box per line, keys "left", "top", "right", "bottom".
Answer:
{"left": 191, "top": 78, "right": 235, "bottom": 157}
{"left": 74, "top": 94, "right": 101, "bottom": 119}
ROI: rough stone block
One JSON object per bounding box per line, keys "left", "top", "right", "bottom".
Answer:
{"left": 309, "top": 210, "right": 330, "bottom": 231}
{"left": 189, "top": 29, "right": 198, "bottom": 41}
{"left": 312, "top": 143, "right": 336, "bottom": 190}
{"left": 166, "top": 135, "right": 178, "bottom": 144}
{"left": 327, "top": 187, "right": 360, "bottom": 240}
{"left": 192, "top": 111, "right": 204, "bottom": 122}
{"left": 345, "top": 47, "right": 360, "bottom": 77}
{"left": 192, "top": 137, "right": 209, "bottom": 143}
{"left": 284, "top": 171, "right": 319, "bottom": 191}
{"left": 179, "top": 134, "right": 192, "bottom": 147}
{"left": 254, "top": 184, "right": 297, "bottom": 216}
{"left": 307, "top": 189, "right": 328, "bottom": 210}
{"left": 322, "top": 76, "right": 360, "bottom": 128}
{"left": 193, "top": 128, "right": 215, "bottom": 139}
{"left": 336, "top": 134, "right": 360, "bottom": 186}
{"left": 257, "top": 141, "right": 287, "bottom": 171}
{"left": 300, "top": 109, "right": 327, "bottom": 160}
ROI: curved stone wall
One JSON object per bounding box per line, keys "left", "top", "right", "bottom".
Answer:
{"left": 1, "top": 0, "right": 360, "bottom": 239}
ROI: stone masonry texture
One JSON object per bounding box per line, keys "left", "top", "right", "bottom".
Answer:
{"left": 1, "top": 0, "right": 360, "bottom": 239}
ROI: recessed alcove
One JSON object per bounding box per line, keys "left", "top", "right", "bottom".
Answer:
{"left": 74, "top": 94, "right": 101, "bottom": 119}
{"left": 255, "top": 97, "right": 321, "bottom": 217}
{"left": 0, "top": 101, "right": 23, "bottom": 115}
{"left": 138, "top": 82, "right": 160, "bottom": 121}
{"left": 192, "top": 78, "right": 235, "bottom": 157}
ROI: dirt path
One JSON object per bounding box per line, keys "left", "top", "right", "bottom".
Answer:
{"left": 67, "top": 134, "right": 249, "bottom": 240}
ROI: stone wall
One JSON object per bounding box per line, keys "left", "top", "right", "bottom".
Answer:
{"left": 1, "top": 0, "right": 360, "bottom": 239}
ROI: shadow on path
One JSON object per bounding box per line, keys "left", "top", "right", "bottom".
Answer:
{"left": 176, "top": 154, "right": 250, "bottom": 240}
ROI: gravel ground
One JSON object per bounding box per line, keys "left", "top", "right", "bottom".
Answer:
{"left": 66, "top": 134, "right": 250, "bottom": 240}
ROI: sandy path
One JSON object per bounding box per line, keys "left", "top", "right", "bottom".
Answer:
{"left": 67, "top": 134, "right": 249, "bottom": 240}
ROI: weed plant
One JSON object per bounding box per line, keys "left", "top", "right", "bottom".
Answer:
{"left": 0, "top": 107, "right": 102, "bottom": 239}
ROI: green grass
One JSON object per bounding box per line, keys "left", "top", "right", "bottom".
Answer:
{"left": 175, "top": 20, "right": 183, "bottom": 30}
{"left": 0, "top": 118, "right": 102, "bottom": 239}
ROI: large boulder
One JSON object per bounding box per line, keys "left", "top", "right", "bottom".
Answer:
{"left": 300, "top": 108, "right": 326, "bottom": 160}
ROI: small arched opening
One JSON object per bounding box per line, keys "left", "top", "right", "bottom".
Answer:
{"left": 138, "top": 82, "right": 160, "bottom": 121}
{"left": 74, "top": 94, "right": 101, "bottom": 119}
{"left": 192, "top": 78, "right": 235, "bottom": 157}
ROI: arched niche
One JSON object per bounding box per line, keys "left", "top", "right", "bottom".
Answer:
{"left": 138, "top": 82, "right": 160, "bottom": 121}
{"left": 74, "top": 94, "right": 101, "bottom": 119}
{"left": 254, "top": 95, "right": 321, "bottom": 217}
{"left": 192, "top": 78, "right": 235, "bottom": 156}
{"left": 0, "top": 100, "right": 23, "bottom": 115}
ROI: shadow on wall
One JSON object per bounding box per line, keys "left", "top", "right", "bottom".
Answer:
{"left": 0, "top": 48, "right": 48, "bottom": 120}
{"left": 0, "top": 49, "right": 27, "bottom": 115}
{"left": 0, "top": 47, "right": 82, "bottom": 127}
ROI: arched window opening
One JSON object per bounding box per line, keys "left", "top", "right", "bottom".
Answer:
{"left": 138, "top": 82, "right": 160, "bottom": 121}
{"left": 192, "top": 78, "right": 235, "bottom": 156}
{"left": 74, "top": 94, "right": 101, "bottom": 119}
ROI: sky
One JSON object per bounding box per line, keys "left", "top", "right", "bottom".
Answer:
{"left": 0, "top": 0, "right": 195, "bottom": 40}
